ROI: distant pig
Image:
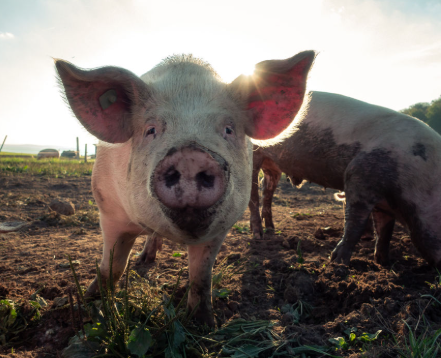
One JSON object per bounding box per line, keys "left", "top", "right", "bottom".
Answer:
{"left": 249, "top": 91, "right": 441, "bottom": 269}
{"left": 55, "top": 51, "right": 315, "bottom": 326}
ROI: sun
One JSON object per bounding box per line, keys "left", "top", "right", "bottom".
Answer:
{"left": 217, "top": 61, "right": 257, "bottom": 83}
{"left": 240, "top": 64, "right": 256, "bottom": 77}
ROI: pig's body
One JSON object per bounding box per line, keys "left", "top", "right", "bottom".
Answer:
{"left": 250, "top": 91, "right": 441, "bottom": 268}
{"left": 56, "top": 51, "right": 315, "bottom": 326}
{"left": 91, "top": 140, "right": 250, "bottom": 325}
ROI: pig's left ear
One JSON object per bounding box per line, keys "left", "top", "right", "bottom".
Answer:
{"left": 55, "top": 60, "right": 149, "bottom": 143}
{"left": 230, "top": 50, "right": 315, "bottom": 140}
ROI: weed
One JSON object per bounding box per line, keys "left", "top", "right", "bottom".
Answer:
{"left": 0, "top": 298, "right": 42, "bottom": 347}
{"left": 232, "top": 222, "right": 250, "bottom": 234}
{"left": 207, "top": 319, "right": 336, "bottom": 358}
{"left": 281, "top": 299, "right": 313, "bottom": 324}
{"left": 212, "top": 288, "right": 231, "bottom": 299}
{"left": 212, "top": 257, "right": 248, "bottom": 289}
{"left": 395, "top": 321, "right": 441, "bottom": 358}
{"left": 329, "top": 327, "right": 382, "bottom": 352}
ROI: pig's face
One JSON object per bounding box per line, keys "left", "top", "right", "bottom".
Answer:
{"left": 56, "top": 52, "right": 315, "bottom": 243}
{"left": 126, "top": 57, "right": 253, "bottom": 242}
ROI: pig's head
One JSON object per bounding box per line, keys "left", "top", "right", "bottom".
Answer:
{"left": 55, "top": 51, "right": 315, "bottom": 243}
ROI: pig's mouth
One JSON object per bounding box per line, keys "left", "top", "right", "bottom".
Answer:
{"left": 161, "top": 206, "right": 217, "bottom": 236}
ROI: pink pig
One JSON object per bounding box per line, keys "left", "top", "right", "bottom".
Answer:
{"left": 56, "top": 51, "right": 315, "bottom": 326}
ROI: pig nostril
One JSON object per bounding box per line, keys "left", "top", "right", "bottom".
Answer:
{"left": 196, "top": 171, "right": 215, "bottom": 189}
{"left": 164, "top": 167, "right": 181, "bottom": 188}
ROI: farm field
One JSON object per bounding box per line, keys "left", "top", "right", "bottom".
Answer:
{"left": 0, "top": 160, "right": 440, "bottom": 357}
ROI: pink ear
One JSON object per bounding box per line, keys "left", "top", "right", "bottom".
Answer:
{"left": 55, "top": 60, "right": 148, "bottom": 143}
{"left": 232, "top": 51, "right": 315, "bottom": 140}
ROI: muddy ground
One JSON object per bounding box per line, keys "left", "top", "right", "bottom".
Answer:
{"left": 0, "top": 174, "right": 440, "bottom": 357}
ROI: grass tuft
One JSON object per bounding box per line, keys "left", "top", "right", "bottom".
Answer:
{"left": 0, "top": 298, "right": 42, "bottom": 347}
{"left": 0, "top": 157, "right": 94, "bottom": 177}
{"left": 396, "top": 321, "right": 441, "bottom": 358}
{"left": 64, "top": 258, "right": 338, "bottom": 358}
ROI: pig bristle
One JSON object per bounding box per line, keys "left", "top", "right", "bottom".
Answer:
{"left": 151, "top": 54, "right": 222, "bottom": 81}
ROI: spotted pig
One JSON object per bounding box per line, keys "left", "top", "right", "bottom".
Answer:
{"left": 249, "top": 91, "right": 441, "bottom": 269}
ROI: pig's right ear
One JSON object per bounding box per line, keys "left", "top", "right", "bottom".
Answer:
{"left": 229, "top": 50, "right": 315, "bottom": 140}
{"left": 55, "top": 60, "right": 149, "bottom": 143}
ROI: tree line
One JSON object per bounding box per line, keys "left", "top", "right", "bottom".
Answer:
{"left": 400, "top": 96, "right": 441, "bottom": 134}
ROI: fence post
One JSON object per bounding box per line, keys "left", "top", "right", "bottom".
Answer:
{"left": 0, "top": 135, "right": 7, "bottom": 153}
{"left": 76, "top": 137, "right": 80, "bottom": 160}
{"left": 85, "top": 144, "right": 87, "bottom": 163}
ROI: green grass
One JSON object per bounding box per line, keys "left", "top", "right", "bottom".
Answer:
{"left": 63, "top": 257, "right": 336, "bottom": 358}
{"left": 0, "top": 298, "right": 42, "bottom": 347}
{"left": 232, "top": 222, "right": 250, "bottom": 234}
{"left": 0, "top": 152, "right": 34, "bottom": 157}
{"left": 212, "top": 257, "right": 248, "bottom": 299}
{"left": 395, "top": 322, "right": 441, "bottom": 358}
{"left": 0, "top": 157, "right": 94, "bottom": 177}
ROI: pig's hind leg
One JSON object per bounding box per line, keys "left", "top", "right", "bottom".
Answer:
{"left": 331, "top": 157, "right": 386, "bottom": 264}
{"left": 249, "top": 152, "right": 265, "bottom": 240}
{"left": 407, "top": 203, "right": 441, "bottom": 270}
{"left": 86, "top": 213, "right": 142, "bottom": 296}
{"left": 372, "top": 208, "right": 395, "bottom": 266}
{"left": 137, "top": 233, "right": 163, "bottom": 264}
{"left": 331, "top": 201, "right": 376, "bottom": 264}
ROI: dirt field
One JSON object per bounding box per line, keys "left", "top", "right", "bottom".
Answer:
{"left": 1, "top": 173, "right": 440, "bottom": 357}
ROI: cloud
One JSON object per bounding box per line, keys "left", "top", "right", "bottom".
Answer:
{"left": 0, "top": 32, "right": 14, "bottom": 39}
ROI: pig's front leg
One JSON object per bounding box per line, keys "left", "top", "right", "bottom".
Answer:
{"left": 137, "top": 233, "right": 163, "bottom": 264}
{"left": 86, "top": 214, "right": 141, "bottom": 296}
{"left": 187, "top": 234, "right": 225, "bottom": 327}
{"left": 261, "top": 168, "right": 281, "bottom": 233}
{"left": 372, "top": 209, "right": 395, "bottom": 265}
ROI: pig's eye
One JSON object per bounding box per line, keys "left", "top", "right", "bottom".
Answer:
{"left": 145, "top": 127, "right": 156, "bottom": 137}
{"left": 223, "top": 126, "right": 234, "bottom": 139}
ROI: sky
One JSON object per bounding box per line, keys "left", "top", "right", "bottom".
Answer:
{"left": 1, "top": 0, "right": 441, "bottom": 149}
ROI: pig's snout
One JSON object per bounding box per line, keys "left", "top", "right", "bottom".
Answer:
{"left": 153, "top": 146, "right": 227, "bottom": 211}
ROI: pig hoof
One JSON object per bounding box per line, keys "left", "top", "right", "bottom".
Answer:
{"left": 265, "top": 227, "right": 275, "bottom": 235}
{"left": 374, "top": 253, "right": 390, "bottom": 266}
{"left": 251, "top": 225, "right": 263, "bottom": 240}
{"left": 250, "top": 223, "right": 264, "bottom": 240}
{"left": 330, "top": 246, "right": 352, "bottom": 265}
{"left": 187, "top": 303, "right": 215, "bottom": 328}
{"left": 84, "top": 278, "right": 100, "bottom": 298}
{"left": 187, "top": 305, "right": 215, "bottom": 328}
{"left": 137, "top": 251, "right": 157, "bottom": 265}
{"left": 252, "top": 230, "right": 264, "bottom": 240}
{"left": 138, "top": 236, "right": 163, "bottom": 265}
